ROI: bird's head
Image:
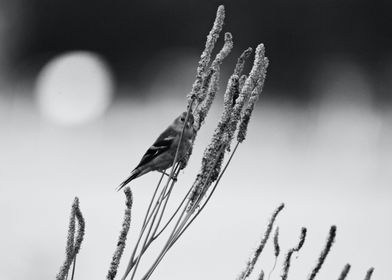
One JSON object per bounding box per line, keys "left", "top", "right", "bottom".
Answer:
{"left": 176, "top": 111, "right": 194, "bottom": 130}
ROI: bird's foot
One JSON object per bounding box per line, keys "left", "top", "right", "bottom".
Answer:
{"left": 159, "top": 171, "right": 178, "bottom": 182}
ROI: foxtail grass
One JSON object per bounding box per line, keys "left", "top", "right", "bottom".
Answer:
{"left": 281, "top": 227, "right": 307, "bottom": 280}
{"left": 308, "top": 225, "right": 337, "bottom": 280}
{"left": 337, "top": 264, "right": 351, "bottom": 280}
{"left": 106, "top": 187, "right": 133, "bottom": 280}
{"left": 56, "top": 197, "right": 85, "bottom": 280}
{"left": 237, "top": 204, "right": 285, "bottom": 280}
{"left": 364, "top": 267, "right": 375, "bottom": 280}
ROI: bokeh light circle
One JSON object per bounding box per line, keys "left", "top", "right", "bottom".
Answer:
{"left": 35, "top": 51, "right": 114, "bottom": 125}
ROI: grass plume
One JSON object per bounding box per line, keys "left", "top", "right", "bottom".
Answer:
{"left": 364, "top": 267, "right": 375, "bottom": 280}
{"left": 308, "top": 225, "right": 337, "bottom": 280}
{"left": 106, "top": 187, "right": 133, "bottom": 280}
{"left": 56, "top": 197, "right": 85, "bottom": 280}
{"left": 237, "top": 203, "right": 285, "bottom": 280}
{"left": 281, "top": 227, "right": 307, "bottom": 280}
{"left": 337, "top": 264, "right": 351, "bottom": 280}
{"left": 267, "top": 227, "right": 280, "bottom": 280}
{"left": 258, "top": 270, "right": 265, "bottom": 280}
{"left": 188, "top": 5, "right": 225, "bottom": 108}
{"left": 194, "top": 32, "right": 233, "bottom": 131}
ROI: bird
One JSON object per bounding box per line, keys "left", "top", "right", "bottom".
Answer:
{"left": 118, "top": 111, "right": 195, "bottom": 190}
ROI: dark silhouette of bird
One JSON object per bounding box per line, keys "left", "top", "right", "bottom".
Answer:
{"left": 118, "top": 111, "right": 195, "bottom": 190}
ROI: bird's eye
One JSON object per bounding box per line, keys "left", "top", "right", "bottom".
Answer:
{"left": 180, "top": 117, "right": 185, "bottom": 122}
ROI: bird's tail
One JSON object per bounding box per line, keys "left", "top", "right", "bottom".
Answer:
{"left": 117, "top": 169, "right": 141, "bottom": 191}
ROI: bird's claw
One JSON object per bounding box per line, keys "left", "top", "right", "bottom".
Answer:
{"left": 159, "top": 171, "right": 178, "bottom": 182}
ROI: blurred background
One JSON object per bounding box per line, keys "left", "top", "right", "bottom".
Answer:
{"left": 0, "top": 0, "right": 391, "bottom": 279}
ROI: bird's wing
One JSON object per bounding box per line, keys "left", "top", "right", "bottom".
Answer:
{"left": 136, "top": 127, "right": 177, "bottom": 168}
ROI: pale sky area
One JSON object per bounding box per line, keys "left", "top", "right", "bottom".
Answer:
{"left": 0, "top": 51, "right": 391, "bottom": 280}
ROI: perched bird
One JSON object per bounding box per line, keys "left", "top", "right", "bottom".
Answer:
{"left": 118, "top": 111, "right": 195, "bottom": 190}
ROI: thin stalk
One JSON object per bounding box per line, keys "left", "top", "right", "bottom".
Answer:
{"left": 140, "top": 195, "right": 193, "bottom": 280}
{"left": 143, "top": 173, "right": 165, "bottom": 227}
{"left": 153, "top": 186, "right": 194, "bottom": 239}
{"left": 170, "top": 144, "right": 224, "bottom": 242}
{"left": 267, "top": 258, "right": 277, "bottom": 280}
{"left": 122, "top": 173, "right": 165, "bottom": 280}
{"left": 172, "top": 142, "right": 239, "bottom": 243}
{"left": 129, "top": 183, "right": 189, "bottom": 272}
{"left": 140, "top": 203, "right": 190, "bottom": 280}
{"left": 70, "top": 255, "right": 77, "bottom": 280}
{"left": 129, "top": 174, "right": 175, "bottom": 280}
{"left": 147, "top": 141, "right": 238, "bottom": 280}
{"left": 141, "top": 145, "right": 227, "bottom": 280}
{"left": 150, "top": 167, "right": 181, "bottom": 239}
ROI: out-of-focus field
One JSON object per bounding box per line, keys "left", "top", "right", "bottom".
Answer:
{"left": 0, "top": 90, "right": 390, "bottom": 279}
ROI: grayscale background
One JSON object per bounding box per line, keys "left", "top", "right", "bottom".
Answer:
{"left": 0, "top": 1, "right": 390, "bottom": 279}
